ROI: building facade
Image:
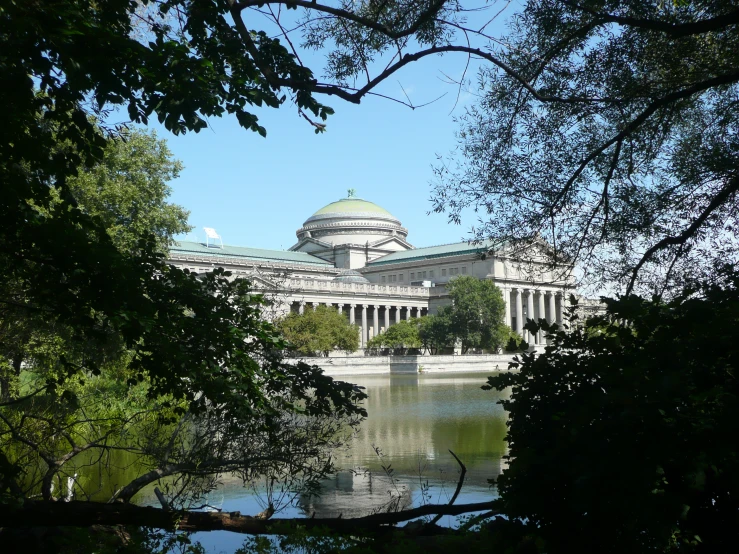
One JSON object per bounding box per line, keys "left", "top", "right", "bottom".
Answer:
{"left": 167, "top": 194, "right": 575, "bottom": 349}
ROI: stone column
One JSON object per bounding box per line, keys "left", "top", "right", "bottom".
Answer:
{"left": 537, "top": 291, "right": 546, "bottom": 344}
{"left": 406, "top": 307, "right": 412, "bottom": 320}
{"left": 556, "top": 293, "right": 563, "bottom": 326}
{"left": 312, "top": 303, "right": 317, "bottom": 311}
{"left": 384, "top": 305, "right": 390, "bottom": 331}
{"left": 349, "top": 304, "right": 356, "bottom": 325}
{"left": 503, "top": 287, "right": 511, "bottom": 328}
{"left": 373, "top": 305, "right": 379, "bottom": 338}
{"left": 548, "top": 292, "right": 556, "bottom": 344}
{"left": 361, "top": 305, "right": 368, "bottom": 348}
{"left": 298, "top": 301, "right": 305, "bottom": 315}
{"left": 548, "top": 292, "right": 556, "bottom": 325}
{"left": 395, "top": 306, "right": 401, "bottom": 324}
{"left": 338, "top": 304, "right": 343, "bottom": 314}
{"left": 526, "top": 289, "right": 535, "bottom": 346}
{"left": 513, "top": 288, "right": 523, "bottom": 337}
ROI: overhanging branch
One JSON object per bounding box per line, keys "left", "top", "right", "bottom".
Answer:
{"left": 562, "top": 1, "right": 739, "bottom": 37}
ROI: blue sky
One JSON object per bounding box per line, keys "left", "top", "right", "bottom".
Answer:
{"left": 146, "top": 7, "right": 512, "bottom": 251}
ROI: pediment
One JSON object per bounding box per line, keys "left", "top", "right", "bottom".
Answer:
{"left": 367, "top": 235, "right": 413, "bottom": 251}
{"left": 237, "top": 273, "right": 282, "bottom": 289}
{"left": 288, "top": 237, "right": 333, "bottom": 253}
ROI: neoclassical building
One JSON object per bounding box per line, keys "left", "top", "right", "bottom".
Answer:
{"left": 167, "top": 193, "right": 575, "bottom": 349}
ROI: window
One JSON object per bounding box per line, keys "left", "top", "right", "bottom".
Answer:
{"left": 399, "top": 274, "right": 404, "bottom": 282}
{"left": 391, "top": 275, "right": 397, "bottom": 282}
{"left": 422, "top": 271, "right": 427, "bottom": 278}
{"left": 411, "top": 273, "right": 415, "bottom": 280}
{"left": 381, "top": 276, "right": 386, "bottom": 283}
{"left": 442, "top": 268, "right": 446, "bottom": 276}
{"left": 429, "top": 270, "right": 434, "bottom": 278}
{"left": 461, "top": 266, "right": 467, "bottom": 275}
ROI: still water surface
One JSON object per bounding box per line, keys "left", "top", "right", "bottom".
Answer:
{"left": 195, "top": 371, "right": 509, "bottom": 553}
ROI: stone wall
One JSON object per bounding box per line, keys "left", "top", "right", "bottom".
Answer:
{"left": 288, "top": 354, "right": 517, "bottom": 376}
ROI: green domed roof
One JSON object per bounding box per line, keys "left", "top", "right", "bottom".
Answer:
{"left": 304, "top": 194, "right": 401, "bottom": 226}
{"left": 311, "top": 197, "right": 394, "bottom": 218}
{"left": 333, "top": 269, "right": 370, "bottom": 284}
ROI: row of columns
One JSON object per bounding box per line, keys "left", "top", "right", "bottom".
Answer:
{"left": 503, "top": 288, "right": 567, "bottom": 346}
{"left": 294, "top": 301, "right": 427, "bottom": 347}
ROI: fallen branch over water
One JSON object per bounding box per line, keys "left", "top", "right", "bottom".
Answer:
{"left": 0, "top": 499, "right": 497, "bottom": 535}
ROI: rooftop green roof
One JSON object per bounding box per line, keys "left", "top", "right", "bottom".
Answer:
{"left": 367, "top": 240, "right": 499, "bottom": 266}
{"left": 170, "top": 241, "right": 333, "bottom": 266}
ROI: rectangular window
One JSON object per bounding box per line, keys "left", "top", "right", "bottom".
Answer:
{"left": 422, "top": 271, "right": 427, "bottom": 278}
{"left": 429, "top": 270, "right": 434, "bottom": 278}
{"left": 461, "top": 266, "right": 467, "bottom": 275}
{"left": 442, "top": 268, "right": 446, "bottom": 276}
{"left": 411, "top": 273, "right": 415, "bottom": 280}
{"left": 399, "top": 274, "right": 403, "bottom": 282}
{"left": 381, "top": 276, "right": 386, "bottom": 283}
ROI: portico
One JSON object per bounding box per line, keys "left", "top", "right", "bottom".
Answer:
{"left": 283, "top": 277, "right": 429, "bottom": 347}
{"left": 498, "top": 286, "right": 567, "bottom": 345}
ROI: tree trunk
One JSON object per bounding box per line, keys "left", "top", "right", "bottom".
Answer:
{"left": 0, "top": 499, "right": 497, "bottom": 536}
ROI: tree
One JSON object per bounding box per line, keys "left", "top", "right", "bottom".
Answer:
{"left": 443, "top": 276, "right": 507, "bottom": 353}
{"left": 65, "top": 127, "right": 190, "bottom": 255}
{"left": 431, "top": 0, "right": 739, "bottom": 294}
{"left": 1, "top": 122, "right": 366, "bottom": 518}
{"left": 366, "top": 318, "right": 422, "bottom": 350}
{"left": 0, "top": 348, "right": 364, "bottom": 508}
{"left": 277, "top": 306, "right": 359, "bottom": 356}
{"left": 416, "top": 312, "right": 451, "bottom": 353}
{"left": 0, "top": 127, "right": 188, "bottom": 401}
{"left": 484, "top": 267, "right": 739, "bottom": 553}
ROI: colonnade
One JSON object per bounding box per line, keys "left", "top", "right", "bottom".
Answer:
{"left": 294, "top": 301, "right": 428, "bottom": 347}
{"left": 502, "top": 287, "right": 568, "bottom": 346}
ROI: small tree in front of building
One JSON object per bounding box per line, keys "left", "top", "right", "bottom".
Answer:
{"left": 277, "top": 306, "right": 359, "bottom": 357}
{"left": 444, "top": 276, "right": 508, "bottom": 353}
{"left": 367, "top": 319, "right": 423, "bottom": 351}
{"left": 419, "top": 313, "right": 455, "bottom": 354}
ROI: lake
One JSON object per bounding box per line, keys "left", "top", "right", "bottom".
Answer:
{"left": 194, "top": 371, "right": 509, "bottom": 553}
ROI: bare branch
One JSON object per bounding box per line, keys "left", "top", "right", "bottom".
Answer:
{"left": 549, "top": 70, "right": 739, "bottom": 218}
{"left": 625, "top": 174, "right": 739, "bottom": 295}
{"left": 234, "top": 0, "right": 448, "bottom": 40}
{"left": 430, "top": 449, "right": 466, "bottom": 525}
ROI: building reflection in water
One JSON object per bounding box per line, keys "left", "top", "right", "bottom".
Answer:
{"left": 299, "top": 372, "right": 510, "bottom": 518}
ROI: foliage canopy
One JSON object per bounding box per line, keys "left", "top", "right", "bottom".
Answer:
{"left": 277, "top": 306, "right": 359, "bottom": 356}
{"left": 0, "top": 124, "right": 366, "bottom": 508}
{"left": 366, "top": 318, "right": 422, "bottom": 350}
{"left": 486, "top": 268, "right": 739, "bottom": 553}
{"left": 431, "top": 0, "right": 739, "bottom": 293}
{"left": 442, "top": 276, "right": 507, "bottom": 352}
